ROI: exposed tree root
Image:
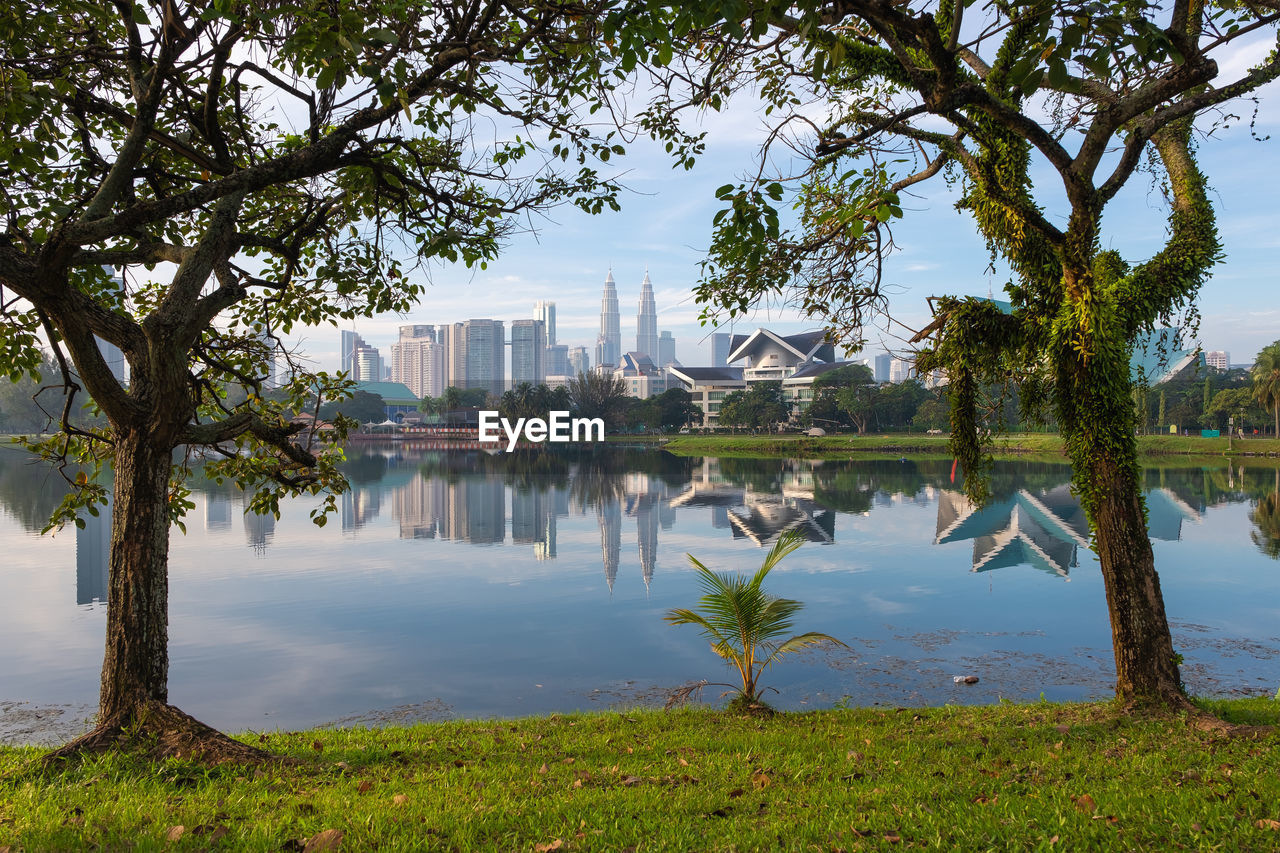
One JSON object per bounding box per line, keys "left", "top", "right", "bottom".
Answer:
{"left": 43, "top": 701, "right": 279, "bottom": 766}
{"left": 1120, "top": 693, "right": 1277, "bottom": 739}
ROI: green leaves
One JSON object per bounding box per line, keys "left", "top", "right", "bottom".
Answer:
{"left": 665, "top": 530, "right": 845, "bottom": 703}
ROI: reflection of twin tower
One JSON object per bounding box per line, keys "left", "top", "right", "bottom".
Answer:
{"left": 74, "top": 493, "right": 276, "bottom": 606}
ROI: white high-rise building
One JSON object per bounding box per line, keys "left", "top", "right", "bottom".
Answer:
{"left": 1206, "top": 350, "right": 1229, "bottom": 371}
{"left": 636, "top": 269, "right": 659, "bottom": 360}
{"left": 534, "top": 301, "right": 557, "bottom": 347}
{"left": 391, "top": 325, "right": 445, "bottom": 398}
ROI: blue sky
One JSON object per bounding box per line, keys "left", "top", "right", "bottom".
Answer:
{"left": 294, "top": 37, "right": 1280, "bottom": 377}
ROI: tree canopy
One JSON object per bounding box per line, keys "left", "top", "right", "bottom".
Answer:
{"left": 660, "top": 0, "right": 1280, "bottom": 710}
{"left": 0, "top": 0, "right": 690, "bottom": 758}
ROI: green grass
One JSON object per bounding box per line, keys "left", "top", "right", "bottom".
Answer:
{"left": 3, "top": 701, "right": 1279, "bottom": 851}
{"left": 661, "top": 432, "right": 1280, "bottom": 463}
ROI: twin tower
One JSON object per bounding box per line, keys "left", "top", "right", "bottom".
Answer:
{"left": 595, "top": 269, "right": 675, "bottom": 371}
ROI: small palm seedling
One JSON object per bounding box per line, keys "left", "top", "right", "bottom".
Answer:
{"left": 665, "top": 529, "right": 845, "bottom": 711}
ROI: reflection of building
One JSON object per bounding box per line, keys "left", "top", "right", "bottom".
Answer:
{"left": 1145, "top": 488, "right": 1202, "bottom": 541}
{"left": 393, "top": 474, "right": 446, "bottom": 539}
{"left": 204, "top": 493, "right": 231, "bottom": 531}
{"left": 75, "top": 496, "right": 111, "bottom": 606}
{"left": 629, "top": 492, "right": 660, "bottom": 591}
{"left": 513, "top": 486, "right": 557, "bottom": 559}
{"left": 242, "top": 500, "right": 276, "bottom": 554}
{"left": 598, "top": 498, "right": 621, "bottom": 593}
{"left": 342, "top": 486, "right": 382, "bottom": 531}
{"left": 934, "top": 486, "right": 1089, "bottom": 577}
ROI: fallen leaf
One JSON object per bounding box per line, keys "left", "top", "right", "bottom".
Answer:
{"left": 538, "top": 763, "right": 549, "bottom": 775}
{"left": 311, "top": 740, "right": 324, "bottom": 752}
{"left": 209, "top": 826, "right": 229, "bottom": 843}
{"left": 884, "top": 831, "right": 902, "bottom": 843}
{"left": 392, "top": 794, "right": 409, "bottom": 806}
{"left": 678, "top": 757, "right": 689, "bottom": 767}
{"left": 303, "top": 829, "right": 344, "bottom": 852}
{"left": 1191, "top": 823, "right": 1202, "bottom": 832}
{"left": 534, "top": 840, "right": 563, "bottom": 852}
{"left": 1049, "top": 835, "right": 1059, "bottom": 845}
{"left": 728, "top": 788, "right": 744, "bottom": 798}
{"left": 1055, "top": 724, "right": 1070, "bottom": 734}
{"left": 621, "top": 775, "right": 642, "bottom": 787}
{"left": 572, "top": 778, "right": 583, "bottom": 788}
{"left": 846, "top": 751, "right": 863, "bottom": 761}
{"left": 1074, "top": 794, "right": 1097, "bottom": 813}
{"left": 165, "top": 826, "right": 185, "bottom": 842}
{"left": 357, "top": 780, "right": 372, "bottom": 794}
{"left": 752, "top": 772, "right": 770, "bottom": 789}
{"left": 1256, "top": 819, "right": 1280, "bottom": 831}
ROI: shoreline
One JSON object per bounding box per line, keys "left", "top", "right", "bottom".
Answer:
{"left": 651, "top": 433, "right": 1280, "bottom": 462}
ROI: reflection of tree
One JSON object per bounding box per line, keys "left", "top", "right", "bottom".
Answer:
{"left": 341, "top": 447, "right": 390, "bottom": 485}
{"left": 1251, "top": 469, "right": 1280, "bottom": 559}
{"left": 0, "top": 446, "right": 73, "bottom": 532}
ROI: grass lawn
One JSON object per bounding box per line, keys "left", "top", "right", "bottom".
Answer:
{"left": 2, "top": 700, "right": 1278, "bottom": 851}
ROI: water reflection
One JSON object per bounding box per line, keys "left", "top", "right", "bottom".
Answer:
{"left": 75, "top": 495, "right": 110, "bottom": 606}
{"left": 5, "top": 443, "right": 1280, "bottom": 734}
{"left": 6, "top": 445, "right": 1280, "bottom": 605}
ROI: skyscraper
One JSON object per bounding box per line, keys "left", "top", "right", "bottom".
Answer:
{"left": 1206, "top": 350, "right": 1229, "bottom": 371}
{"left": 596, "top": 270, "right": 620, "bottom": 368}
{"left": 711, "top": 332, "right": 731, "bottom": 368}
{"left": 464, "top": 319, "right": 505, "bottom": 397}
{"left": 657, "top": 331, "right": 677, "bottom": 368}
{"left": 636, "top": 269, "right": 659, "bottom": 360}
{"left": 340, "top": 330, "right": 358, "bottom": 376}
{"left": 391, "top": 325, "right": 445, "bottom": 398}
{"left": 568, "top": 346, "right": 590, "bottom": 376}
{"left": 534, "top": 300, "right": 556, "bottom": 347}
{"left": 874, "top": 353, "right": 893, "bottom": 383}
{"left": 510, "top": 319, "right": 547, "bottom": 386}
{"left": 546, "top": 344, "right": 570, "bottom": 377}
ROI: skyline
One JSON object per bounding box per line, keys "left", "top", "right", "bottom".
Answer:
{"left": 275, "top": 37, "right": 1278, "bottom": 378}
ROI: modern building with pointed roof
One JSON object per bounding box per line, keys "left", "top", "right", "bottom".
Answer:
{"left": 596, "top": 270, "right": 621, "bottom": 369}
{"left": 636, "top": 269, "right": 659, "bottom": 361}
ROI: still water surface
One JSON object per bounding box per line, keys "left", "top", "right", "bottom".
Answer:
{"left": 1, "top": 444, "right": 1278, "bottom": 743}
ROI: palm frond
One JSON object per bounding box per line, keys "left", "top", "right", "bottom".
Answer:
{"left": 760, "top": 632, "right": 847, "bottom": 668}
{"left": 753, "top": 529, "right": 806, "bottom": 585}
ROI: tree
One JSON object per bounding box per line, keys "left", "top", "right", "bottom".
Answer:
{"left": 0, "top": 0, "right": 678, "bottom": 758}
{"left": 651, "top": 387, "right": 700, "bottom": 432}
{"left": 664, "top": 530, "right": 844, "bottom": 708}
{"left": 673, "top": 0, "right": 1280, "bottom": 708}
{"left": 1252, "top": 342, "right": 1280, "bottom": 438}
{"left": 497, "top": 382, "right": 571, "bottom": 423}
{"left": 317, "top": 390, "right": 386, "bottom": 425}
{"left": 568, "top": 371, "right": 630, "bottom": 431}
{"left": 1252, "top": 469, "right": 1280, "bottom": 560}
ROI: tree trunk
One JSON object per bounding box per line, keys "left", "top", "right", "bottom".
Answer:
{"left": 99, "top": 430, "right": 173, "bottom": 723}
{"left": 1088, "top": 450, "right": 1185, "bottom": 706}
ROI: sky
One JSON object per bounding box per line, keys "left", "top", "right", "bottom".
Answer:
{"left": 289, "top": 33, "right": 1280, "bottom": 378}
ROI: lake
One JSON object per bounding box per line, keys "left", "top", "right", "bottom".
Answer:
{"left": 1, "top": 443, "right": 1278, "bottom": 744}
